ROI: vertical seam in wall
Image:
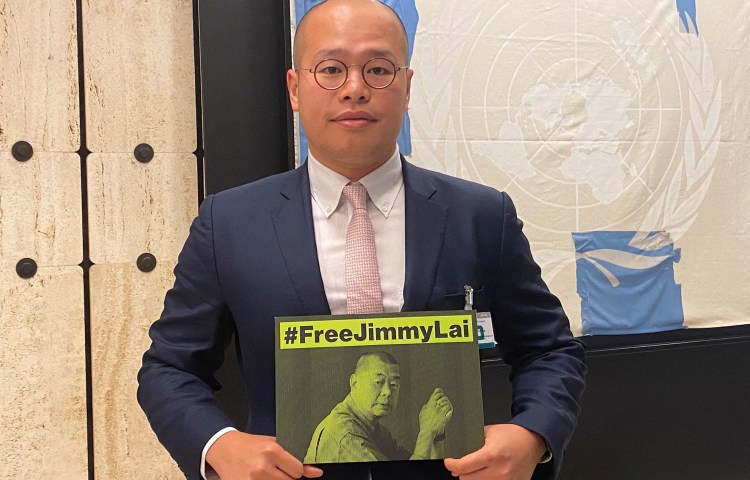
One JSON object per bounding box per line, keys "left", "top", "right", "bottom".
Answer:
{"left": 75, "top": 0, "right": 94, "bottom": 478}
{"left": 193, "top": 0, "right": 205, "bottom": 203}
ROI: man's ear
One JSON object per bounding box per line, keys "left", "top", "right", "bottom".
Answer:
{"left": 404, "top": 68, "right": 414, "bottom": 110}
{"left": 287, "top": 68, "right": 300, "bottom": 112}
{"left": 350, "top": 373, "right": 357, "bottom": 390}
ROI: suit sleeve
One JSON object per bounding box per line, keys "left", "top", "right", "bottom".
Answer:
{"left": 137, "top": 195, "right": 237, "bottom": 479}
{"left": 492, "top": 192, "right": 587, "bottom": 480}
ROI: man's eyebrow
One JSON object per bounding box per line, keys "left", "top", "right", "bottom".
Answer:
{"left": 368, "top": 50, "right": 397, "bottom": 60}
{"left": 313, "top": 48, "right": 398, "bottom": 61}
{"left": 314, "top": 48, "right": 346, "bottom": 58}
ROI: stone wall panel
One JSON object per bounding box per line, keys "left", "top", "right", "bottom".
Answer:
{"left": 0, "top": 266, "right": 87, "bottom": 478}
{"left": 0, "top": 152, "right": 82, "bottom": 266}
{"left": 82, "top": 0, "right": 196, "bottom": 153}
{"left": 0, "top": 0, "right": 79, "bottom": 153}
{"left": 87, "top": 153, "right": 197, "bottom": 265}
{"left": 90, "top": 262, "right": 183, "bottom": 479}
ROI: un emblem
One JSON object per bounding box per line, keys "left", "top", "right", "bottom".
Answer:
{"left": 409, "top": 0, "right": 720, "bottom": 333}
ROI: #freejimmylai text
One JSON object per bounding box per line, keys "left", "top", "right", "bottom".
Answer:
{"left": 279, "top": 314, "right": 476, "bottom": 349}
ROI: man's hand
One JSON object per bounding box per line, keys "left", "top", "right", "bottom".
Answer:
{"left": 418, "top": 388, "right": 453, "bottom": 437}
{"left": 206, "top": 431, "right": 323, "bottom": 480}
{"left": 412, "top": 388, "right": 453, "bottom": 460}
{"left": 443, "top": 424, "right": 546, "bottom": 480}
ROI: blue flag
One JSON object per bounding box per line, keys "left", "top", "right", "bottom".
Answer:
{"left": 573, "top": 231, "right": 685, "bottom": 335}
{"left": 676, "top": 0, "right": 699, "bottom": 36}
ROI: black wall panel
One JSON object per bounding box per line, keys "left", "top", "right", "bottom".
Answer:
{"left": 482, "top": 329, "right": 750, "bottom": 480}
{"left": 196, "top": 0, "right": 295, "bottom": 428}
{"left": 198, "top": 0, "right": 294, "bottom": 195}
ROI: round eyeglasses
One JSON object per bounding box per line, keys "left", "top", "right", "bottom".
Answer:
{"left": 296, "top": 58, "right": 408, "bottom": 90}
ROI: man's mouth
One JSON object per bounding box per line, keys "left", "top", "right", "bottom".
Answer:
{"left": 333, "top": 111, "right": 376, "bottom": 128}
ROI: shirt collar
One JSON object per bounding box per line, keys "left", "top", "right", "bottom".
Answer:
{"left": 308, "top": 147, "right": 403, "bottom": 219}
{"left": 342, "top": 394, "right": 377, "bottom": 435}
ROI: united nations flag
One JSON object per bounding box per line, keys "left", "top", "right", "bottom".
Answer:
{"left": 573, "top": 231, "right": 685, "bottom": 335}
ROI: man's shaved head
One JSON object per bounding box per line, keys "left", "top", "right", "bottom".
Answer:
{"left": 286, "top": 0, "right": 413, "bottom": 180}
{"left": 354, "top": 352, "right": 398, "bottom": 374}
{"left": 293, "top": 0, "right": 409, "bottom": 67}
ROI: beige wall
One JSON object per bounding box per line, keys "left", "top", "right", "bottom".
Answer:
{"left": 1, "top": 0, "right": 196, "bottom": 477}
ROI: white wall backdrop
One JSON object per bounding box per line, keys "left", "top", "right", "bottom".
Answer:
{"left": 405, "top": 0, "right": 749, "bottom": 335}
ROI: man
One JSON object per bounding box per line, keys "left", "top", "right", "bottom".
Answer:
{"left": 137, "top": 1, "right": 586, "bottom": 479}
{"left": 304, "top": 352, "right": 453, "bottom": 463}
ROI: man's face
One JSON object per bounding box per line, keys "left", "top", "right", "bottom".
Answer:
{"left": 350, "top": 357, "right": 401, "bottom": 421}
{"left": 286, "top": 0, "right": 413, "bottom": 177}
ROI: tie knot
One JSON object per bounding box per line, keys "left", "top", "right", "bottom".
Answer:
{"left": 343, "top": 182, "right": 368, "bottom": 210}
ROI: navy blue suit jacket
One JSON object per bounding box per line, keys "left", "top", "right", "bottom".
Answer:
{"left": 138, "top": 159, "right": 586, "bottom": 479}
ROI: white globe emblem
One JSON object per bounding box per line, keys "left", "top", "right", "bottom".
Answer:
{"left": 456, "top": 1, "right": 719, "bottom": 237}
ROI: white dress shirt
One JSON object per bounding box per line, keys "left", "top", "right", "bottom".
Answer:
{"left": 308, "top": 147, "right": 406, "bottom": 314}
{"left": 201, "top": 148, "right": 406, "bottom": 478}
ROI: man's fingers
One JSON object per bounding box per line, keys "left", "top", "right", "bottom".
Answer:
{"left": 430, "top": 388, "right": 452, "bottom": 408}
{"left": 437, "top": 398, "right": 452, "bottom": 414}
{"left": 302, "top": 465, "right": 324, "bottom": 478}
{"left": 274, "top": 447, "right": 309, "bottom": 479}
{"left": 437, "top": 397, "right": 452, "bottom": 408}
{"left": 444, "top": 448, "right": 490, "bottom": 476}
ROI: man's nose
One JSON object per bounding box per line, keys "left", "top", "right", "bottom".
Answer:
{"left": 339, "top": 68, "right": 370, "bottom": 101}
{"left": 380, "top": 384, "right": 392, "bottom": 397}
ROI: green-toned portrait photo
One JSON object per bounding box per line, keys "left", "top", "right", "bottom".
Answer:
{"left": 276, "top": 314, "right": 485, "bottom": 464}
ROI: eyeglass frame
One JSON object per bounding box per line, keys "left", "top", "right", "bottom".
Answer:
{"left": 295, "top": 57, "right": 410, "bottom": 90}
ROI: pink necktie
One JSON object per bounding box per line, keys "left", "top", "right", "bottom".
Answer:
{"left": 342, "top": 183, "right": 384, "bottom": 314}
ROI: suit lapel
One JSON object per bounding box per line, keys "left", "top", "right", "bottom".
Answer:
{"left": 401, "top": 161, "right": 448, "bottom": 311}
{"left": 271, "top": 163, "right": 331, "bottom": 315}
{"left": 270, "top": 160, "right": 447, "bottom": 314}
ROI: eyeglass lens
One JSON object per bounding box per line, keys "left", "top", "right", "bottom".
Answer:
{"left": 313, "top": 58, "right": 398, "bottom": 90}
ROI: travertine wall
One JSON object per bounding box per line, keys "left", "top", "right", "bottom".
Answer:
{"left": 1, "top": 0, "right": 197, "bottom": 477}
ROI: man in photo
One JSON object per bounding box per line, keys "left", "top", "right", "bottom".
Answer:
{"left": 304, "top": 352, "right": 453, "bottom": 463}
